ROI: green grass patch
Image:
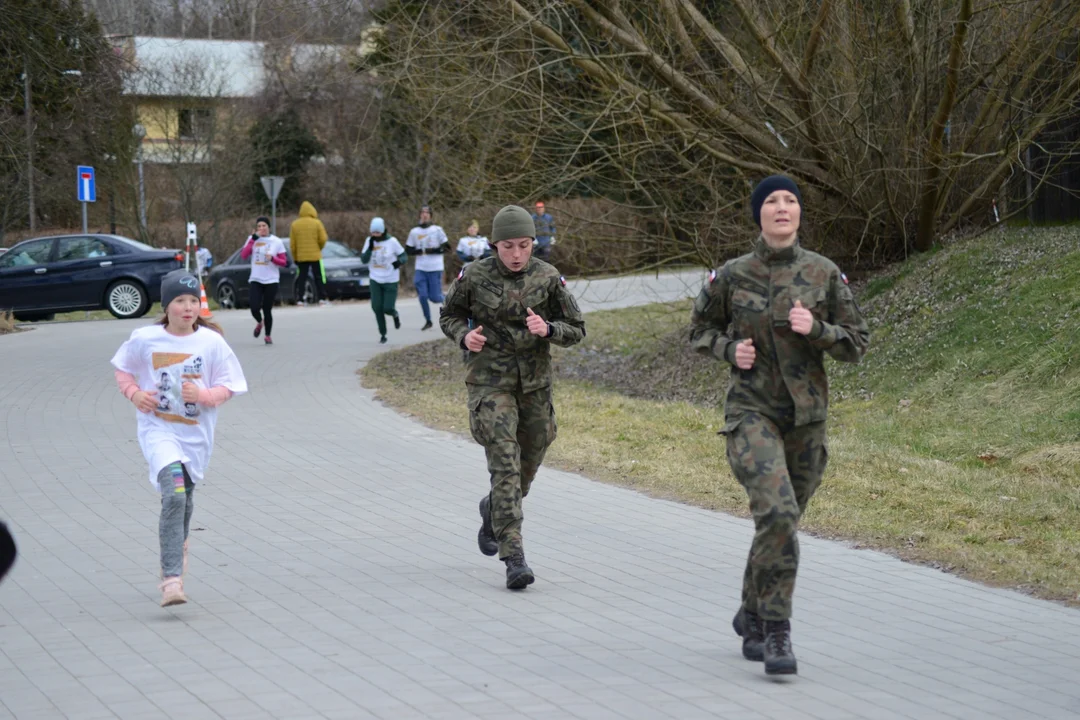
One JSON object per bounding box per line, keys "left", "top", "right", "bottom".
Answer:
{"left": 45, "top": 298, "right": 223, "bottom": 324}
{"left": 361, "top": 226, "right": 1080, "bottom": 605}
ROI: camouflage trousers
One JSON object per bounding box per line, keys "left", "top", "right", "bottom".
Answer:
{"left": 723, "top": 410, "right": 828, "bottom": 621}
{"left": 468, "top": 384, "right": 557, "bottom": 559}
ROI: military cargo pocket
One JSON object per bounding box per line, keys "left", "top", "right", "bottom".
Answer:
{"left": 732, "top": 288, "right": 768, "bottom": 338}
{"left": 720, "top": 415, "right": 752, "bottom": 488}
{"left": 524, "top": 287, "right": 548, "bottom": 310}
{"left": 468, "top": 396, "right": 487, "bottom": 445}
{"left": 547, "top": 401, "right": 558, "bottom": 445}
{"left": 692, "top": 287, "right": 714, "bottom": 315}
{"left": 475, "top": 279, "right": 503, "bottom": 310}
{"left": 476, "top": 290, "right": 501, "bottom": 311}
{"left": 731, "top": 287, "right": 768, "bottom": 312}
{"left": 718, "top": 416, "right": 744, "bottom": 436}
{"left": 559, "top": 290, "right": 581, "bottom": 318}
{"left": 799, "top": 287, "right": 829, "bottom": 321}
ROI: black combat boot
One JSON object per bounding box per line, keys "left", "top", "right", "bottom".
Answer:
{"left": 763, "top": 619, "right": 797, "bottom": 675}
{"left": 503, "top": 553, "right": 534, "bottom": 590}
{"left": 732, "top": 607, "right": 745, "bottom": 637}
{"left": 739, "top": 609, "right": 765, "bottom": 662}
{"left": 477, "top": 496, "right": 498, "bottom": 557}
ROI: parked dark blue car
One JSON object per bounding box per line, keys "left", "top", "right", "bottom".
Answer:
{"left": 0, "top": 234, "right": 183, "bottom": 321}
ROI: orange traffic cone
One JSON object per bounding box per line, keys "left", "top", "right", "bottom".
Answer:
{"left": 199, "top": 282, "right": 213, "bottom": 319}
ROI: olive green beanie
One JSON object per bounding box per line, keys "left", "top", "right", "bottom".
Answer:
{"left": 491, "top": 205, "right": 536, "bottom": 243}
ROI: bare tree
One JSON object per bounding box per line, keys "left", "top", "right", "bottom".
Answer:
{"left": 372, "top": 0, "right": 1080, "bottom": 267}
{"left": 133, "top": 51, "right": 259, "bottom": 243}
{"left": 90, "top": 0, "right": 375, "bottom": 43}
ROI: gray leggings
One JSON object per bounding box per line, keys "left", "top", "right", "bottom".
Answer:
{"left": 158, "top": 462, "right": 194, "bottom": 578}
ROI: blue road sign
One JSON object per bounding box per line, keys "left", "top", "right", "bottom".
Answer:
{"left": 77, "top": 166, "right": 96, "bottom": 203}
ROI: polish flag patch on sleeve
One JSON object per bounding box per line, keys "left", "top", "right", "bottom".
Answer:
{"left": 708, "top": 269, "right": 717, "bottom": 284}
{"left": 559, "top": 276, "right": 567, "bottom": 287}
{"left": 457, "top": 267, "right": 465, "bottom": 281}
{"left": 841, "top": 272, "right": 849, "bottom": 285}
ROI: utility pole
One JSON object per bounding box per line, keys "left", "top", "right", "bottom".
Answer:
{"left": 23, "top": 62, "right": 34, "bottom": 232}
{"left": 134, "top": 124, "right": 148, "bottom": 235}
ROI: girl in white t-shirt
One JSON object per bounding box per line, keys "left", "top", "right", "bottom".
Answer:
{"left": 455, "top": 220, "right": 490, "bottom": 264}
{"left": 360, "top": 217, "right": 407, "bottom": 344}
{"left": 240, "top": 216, "right": 288, "bottom": 345}
{"left": 111, "top": 270, "right": 248, "bottom": 607}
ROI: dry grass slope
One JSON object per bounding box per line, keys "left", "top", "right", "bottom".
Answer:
{"left": 0, "top": 311, "right": 16, "bottom": 334}
{"left": 361, "top": 226, "right": 1080, "bottom": 605}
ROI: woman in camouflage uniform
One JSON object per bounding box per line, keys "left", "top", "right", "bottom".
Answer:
{"left": 689, "top": 176, "right": 870, "bottom": 676}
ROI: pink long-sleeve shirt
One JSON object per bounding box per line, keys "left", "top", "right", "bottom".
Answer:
{"left": 114, "top": 370, "right": 233, "bottom": 408}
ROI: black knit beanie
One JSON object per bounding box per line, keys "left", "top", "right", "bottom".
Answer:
{"left": 256, "top": 216, "right": 270, "bottom": 228}
{"left": 750, "top": 175, "right": 802, "bottom": 228}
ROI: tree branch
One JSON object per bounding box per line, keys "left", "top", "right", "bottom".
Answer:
{"left": 801, "top": 0, "right": 831, "bottom": 80}
{"left": 674, "top": 0, "right": 803, "bottom": 134}
{"left": 726, "top": 0, "right": 830, "bottom": 169}
{"left": 914, "top": 0, "right": 972, "bottom": 251}
{"left": 941, "top": 56, "right": 1080, "bottom": 235}
{"left": 566, "top": 0, "right": 789, "bottom": 156}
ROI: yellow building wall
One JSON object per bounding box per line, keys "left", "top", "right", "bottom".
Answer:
{"left": 136, "top": 99, "right": 178, "bottom": 141}
{"left": 136, "top": 100, "right": 222, "bottom": 142}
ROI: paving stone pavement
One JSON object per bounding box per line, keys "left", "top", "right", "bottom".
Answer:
{"left": 1, "top": 271, "right": 1079, "bottom": 720}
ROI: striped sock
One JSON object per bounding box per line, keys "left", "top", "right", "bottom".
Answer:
{"left": 169, "top": 462, "right": 185, "bottom": 494}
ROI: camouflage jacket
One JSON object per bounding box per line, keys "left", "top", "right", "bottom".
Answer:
{"left": 689, "top": 237, "right": 870, "bottom": 426}
{"left": 440, "top": 255, "right": 586, "bottom": 391}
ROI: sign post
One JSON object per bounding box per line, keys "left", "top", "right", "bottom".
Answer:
{"left": 260, "top": 176, "right": 285, "bottom": 236}
{"left": 185, "top": 222, "right": 197, "bottom": 272}
{"left": 77, "top": 165, "right": 96, "bottom": 234}
{"left": 183, "top": 222, "right": 213, "bottom": 318}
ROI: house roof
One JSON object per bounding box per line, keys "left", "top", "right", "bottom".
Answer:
{"left": 116, "top": 36, "right": 361, "bottom": 99}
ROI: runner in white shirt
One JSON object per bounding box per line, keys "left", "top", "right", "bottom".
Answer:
{"left": 456, "top": 220, "right": 490, "bottom": 264}
{"left": 360, "top": 217, "right": 407, "bottom": 344}
{"left": 240, "top": 216, "right": 288, "bottom": 345}
{"left": 111, "top": 270, "right": 247, "bottom": 607}
{"left": 405, "top": 205, "right": 449, "bottom": 330}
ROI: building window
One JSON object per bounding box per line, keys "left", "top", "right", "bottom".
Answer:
{"left": 178, "top": 107, "right": 213, "bottom": 139}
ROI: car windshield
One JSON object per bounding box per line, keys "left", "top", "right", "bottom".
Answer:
{"left": 109, "top": 235, "right": 160, "bottom": 252}
{"left": 322, "top": 241, "right": 357, "bottom": 259}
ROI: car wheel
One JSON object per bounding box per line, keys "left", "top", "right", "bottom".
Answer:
{"left": 304, "top": 279, "right": 316, "bottom": 305}
{"left": 216, "top": 282, "right": 237, "bottom": 309}
{"left": 105, "top": 280, "right": 149, "bottom": 319}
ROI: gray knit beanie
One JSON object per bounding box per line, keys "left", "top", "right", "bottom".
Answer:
{"left": 161, "top": 270, "right": 201, "bottom": 309}
{"left": 491, "top": 205, "right": 536, "bottom": 244}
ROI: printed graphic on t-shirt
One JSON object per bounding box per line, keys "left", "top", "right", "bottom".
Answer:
{"left": 152, "top": 352, "right": 202, "bottom": 425}
{"left": 459, "top": 237, "right": 488, "bottom": 259}
{"left": 253, "top": 240, "right": 271, "bottom": 265}
{"left": 371, "top": 242, "right": 393, "bottom": 270}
